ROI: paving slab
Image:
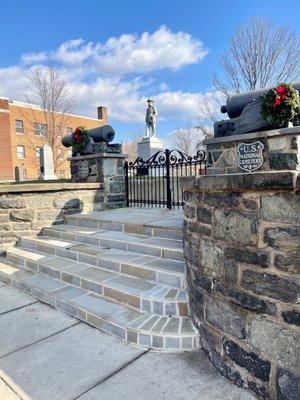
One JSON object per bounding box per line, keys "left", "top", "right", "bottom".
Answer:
{"left": 146, "top": 217, "right": 183, "bottom": 229}
{"left": 22, "top": 274, "right": 67, "bottom": 292}
{"left": 71, "top": 293, "right": 142, "bottom": 324}
{"left": 0, "top": 302, "right": 77, "bottom": 357}
{"left": 105, "top": 274, "right": 155, "bottom": 295}
{"left": 0, "top": 285, "right": 37, "bottom": 315}
{"left": 0, "top": 323, "right": 145, "bottom": 400}
{"left": 142, "top": 237, "right": 182, "bottom": 249}
{"left": 68, "top": 208, "right": 184, "bottom": 229}
{"left": 78, "top": 351, "right": 257, "bottom": 400}
{"left": 49, "top": 225, "right": 103, "bottom": 234}
{"left": 31, "top": 236, "right": 74, "bottom": 247}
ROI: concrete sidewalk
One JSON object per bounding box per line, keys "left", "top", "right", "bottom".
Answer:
{"left": 0, "top": 283, "right": 257, "bottom": 400}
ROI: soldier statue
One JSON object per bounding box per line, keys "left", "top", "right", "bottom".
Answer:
{"left": 145, "top": 98, "right": 157, "bottom": 137}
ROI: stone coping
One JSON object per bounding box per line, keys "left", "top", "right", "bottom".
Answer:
{"left": 181, "top": 171, "right": 299, "bottom": 192}
{"left": 203, "top": 126, "right": 300, "bottom": 146}
{"left": 68, "top": 152, "right": 128, "bottom": 161}
{"left": 0, "top": 182, "right": 103, "bottom": 194}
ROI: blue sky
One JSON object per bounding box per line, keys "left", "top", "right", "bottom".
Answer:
{"left": 1, "top": 0, "right": 300, "bottom": 142}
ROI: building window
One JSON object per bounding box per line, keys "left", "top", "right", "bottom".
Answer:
{"left": 15, "top": 120, "right": 24, "bottom": 134}
{"left": 56, "top": 126, "right": 62, "bottom": 136}
{"left": 17, "top": 145, "right": 25, "bottom": 159}
{"left": 58, "top": 170, "right": 65, "bottom": 179}
{"left": 35, "top": 123, "right": 47, "bottom": 136}
{"left": 35, "top": 147, "right": 41, "bottom": 160}
{"left": 66, "top": 127, "right": 73, "bottom": 135}
{"left": 22, "top": 169, "right": 27, "bottom": 180}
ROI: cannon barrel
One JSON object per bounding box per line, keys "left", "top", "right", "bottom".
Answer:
{"left": 221, "top": 81, "right": 300, "bottom": 119}
{"left": 61, "top": 125, "right": 115, "bottom": 147}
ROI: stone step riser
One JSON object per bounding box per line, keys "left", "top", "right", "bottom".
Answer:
{"left": 19, "top": 237, "right": 186, "bottom": 290}
{"left": 7, "top": 249, "right": 188, "bottom": 317}
{"left": 65, "top": 216, "right": 183, "bottom": 241}
{"left": 0, "top": 265, "right": 199, "bottom": 352}
{"left": 43, "top": 227, "right": 183, "bottom": 262}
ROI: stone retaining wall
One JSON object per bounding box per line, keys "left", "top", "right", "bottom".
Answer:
{"left": 182, "top": 171, "right": 299, "bottom": 400}
{"left": 0, "top": 181, "right": 125, "bottom": 254}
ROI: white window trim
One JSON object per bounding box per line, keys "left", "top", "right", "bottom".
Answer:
{"left": 15, "top": 120, "right": 24, "bottom": 135}
{"left": 17, "top": 145, "right": 26, "bottom": 159}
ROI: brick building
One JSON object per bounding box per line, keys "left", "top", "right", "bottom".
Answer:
{"left": 0, "top": 97, "right": 108, "bottom": 181}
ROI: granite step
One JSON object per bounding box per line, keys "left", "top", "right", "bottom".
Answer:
{"left": 0, "top": 259, "right": 199, "bottom": 351}
{"left": 7, "top": 246, "right": 189, "bottom": 316}
{"left": 42, "top": 225, "right": 183, "bottom": 261}
{"left": 64, "top": 212, "right": 183, "bottom": 241}
{"left": 18, "top": 235, "right": 186, "bottom": 289}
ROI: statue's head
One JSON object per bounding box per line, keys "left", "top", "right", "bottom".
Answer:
{"left": 147, "top": 98, "right": 154, "bottom": 105}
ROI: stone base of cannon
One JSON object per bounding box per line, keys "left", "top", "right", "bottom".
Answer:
{"left": 69, "top": 152, "right": 127, "bottom": 182}
{"left": 204, "top": 126, "right": 300, "bottom": 175}
{"left": 68, "top": 152, "right": 127, "bottom": 208}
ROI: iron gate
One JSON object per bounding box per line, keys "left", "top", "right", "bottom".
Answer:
{"left": 124, "top": 149, "right": 207, "bottom": 209}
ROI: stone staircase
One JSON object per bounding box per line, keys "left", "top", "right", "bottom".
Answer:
{"left": 0, "top": 208, "right": 199, "bottom": 352}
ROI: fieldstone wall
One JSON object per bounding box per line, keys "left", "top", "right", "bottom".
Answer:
{"left": 205, "top": 126, "right": 299, "bottom": 175}
{"left": 182, "top": 171, "right": 299, "bottom": 400}
{"left": 0, "top": 181, "right": 125, "bottom": 254}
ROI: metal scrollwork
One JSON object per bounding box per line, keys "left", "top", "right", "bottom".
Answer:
{"left": 125, "top": 148, "right": 207, "bottom": 209}
{"left": 129, "top": 148, "right": 206, "bottom": 168}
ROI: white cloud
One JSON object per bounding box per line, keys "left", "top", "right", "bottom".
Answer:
{"left": 92, "top": 25, "right": 207, "bottom": 75}
{"left": 156, "top": 91, "right": 202, "bottom": 120}
{"left": 0, "top": 66, "right": 31, "bottom": 99}
{"left": 0, "top": 26, "right": 214, "bottom": 126}
{"left": 0, "top": 66, "right": 213, "bottom": 124}
{"left": 159, "top": 82, "right": 169, "bottom": 91}
{"left": 54, "top": 39, "right": 95, "bottom": 65}
{"left": 21, "top": 51, "right": 48, "bottom": 65}
{"left": 21, "top": 26, "right": 207, "bottom": 77}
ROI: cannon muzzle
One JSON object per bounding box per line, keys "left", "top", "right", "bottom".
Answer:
{"left": 88, "top": 125, "right": 115, "bottom": 143}
{"left": 221, "top": 81, "right": 300, "bottom": 118}
{"left": 61, "top": 125, "right": 115, "bottom": 148}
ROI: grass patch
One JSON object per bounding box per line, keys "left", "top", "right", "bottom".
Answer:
{"left": 0, "top": 179, "right": 71, "bottom": 185}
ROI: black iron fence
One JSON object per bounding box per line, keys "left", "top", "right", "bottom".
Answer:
{"left": 124, "top": 149, "right": 207, "bottom": 209}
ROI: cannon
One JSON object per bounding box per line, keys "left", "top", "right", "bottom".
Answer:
{"left": 214, "top": 81, "right": 300, "bottom": 137}
{"left": 62, "top": 124, "right": 120, "bottom": 155}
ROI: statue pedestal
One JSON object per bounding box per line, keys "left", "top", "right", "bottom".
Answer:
{"left": 203, "top": 126, "right": 300, "bottom": 175}
{"left": 137, "top": 136, "right": 164, "bottom": 161}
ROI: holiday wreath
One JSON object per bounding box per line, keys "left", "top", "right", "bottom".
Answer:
{"left": 71, "top": 126, "right": 89, "bottom": 152}
{"left": 261, "top": 83, "right": 300, "bottom": 128}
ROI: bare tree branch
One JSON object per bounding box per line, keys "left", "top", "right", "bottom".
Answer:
{"left": 197, "top": 92, "right": 226, "bottom": 140}
{"left": 169, "top": 125, "right": 204, "bottom": 155}
{"left": 24, "top": 66, "right": 75, "bottom": 173}
{"left": 199, "top": 18, "right": 299, "bottom": 137}
{"left": 214, "top": 17, "right": 300, "bottom": 95}
{"left": 122, "top": 125, "right": 144, "bottom": 163}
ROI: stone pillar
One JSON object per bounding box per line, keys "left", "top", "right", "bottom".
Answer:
{"left": 69, "top": 152, "right": 127, "bottom": 209}
{"left": 182, "top": 127, "right": 300, "bottom": 400}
